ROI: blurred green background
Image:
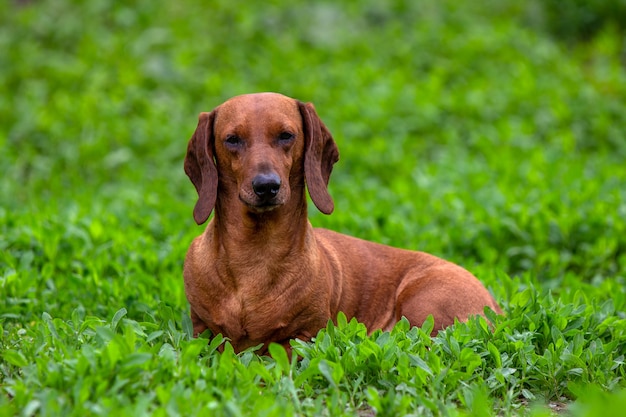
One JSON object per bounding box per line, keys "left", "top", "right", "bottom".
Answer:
{"left": 1, "top": 0, "right": 625, "bottom": 320}
{"left": 1, "top": 1, "right": 626, "bottom": 415}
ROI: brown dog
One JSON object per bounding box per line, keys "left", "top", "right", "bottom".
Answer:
{"left": 183, "top": 92, "right": 501, "bottom": 354}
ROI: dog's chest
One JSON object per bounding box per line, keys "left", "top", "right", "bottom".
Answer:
{"left": 206, "top": 291, "right": 298, "bottom": 349}
{"left": 189, "top": 243, "right": 330, "bottom": 350}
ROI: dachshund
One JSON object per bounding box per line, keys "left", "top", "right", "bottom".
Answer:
{"left": 183, "top": 92, "right": 501, "bottom": 354}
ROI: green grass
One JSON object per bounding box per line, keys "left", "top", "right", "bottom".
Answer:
{"left": 1, "top": 0, "right": 625, "bottom": 415}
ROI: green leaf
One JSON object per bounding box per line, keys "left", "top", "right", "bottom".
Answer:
{"left": 421, "top": 315, "right": 434, "bottom": 336}
{"left": 111, "top": 308, "right": 127, "bottom": 332}
{"left": 146, "top": 330, "right": 164, "bottom": 343}
{"left": 122, "top": 352, "right": 152, "bottom": 368}
{"left": 2, "top": 349, "right": 28, "bottom": 367}
{"left": 318, "top": 359, "right": 343, "bottom": 389}
{"left": 42, "top": 312, "right": 59, "bottom": 340}
{"left": 95, "top": 326, "right": 115, "bottom": 345}
{"left": 268, "top": 343, "right": 290, "bottom": 375}
{"left": 448, "top": 335, "right": 460, "bottom": 358}
{"left": 181, "top": 311, "right": 193, "bottom": 340}
{"left": 487, "top": 341, "right": 502, "bottom": 368}
{"left": 336, "top": 312, "right": 348, "bottom": 328}
{"left": 207, "top": 334, "right": 225, "bottom": 354}
{"left": 408, "top": 354, "right": 433, "bottom": 376}
{"left": 294, "top": 358, "right": 322, "bottom": 386}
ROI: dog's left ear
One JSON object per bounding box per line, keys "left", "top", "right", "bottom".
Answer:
{"left": 298, "top": 101, "right": 339, "bottom": 215}
{"left": 184, "top": 111, "right": 218, "bottom": 225}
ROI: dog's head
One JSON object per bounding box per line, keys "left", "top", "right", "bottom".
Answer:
{"left": 184, "top": 93, "right": 339, "bottom": 225}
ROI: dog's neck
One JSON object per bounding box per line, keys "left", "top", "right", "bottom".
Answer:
{"left": 210, "top": 185, "right": 312, "bottom": 281}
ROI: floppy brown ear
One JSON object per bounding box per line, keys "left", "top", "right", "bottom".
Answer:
{"left": 184, "top": 111, "right": 217, "bottom": 225}
{"left": 298, "top": 101, "right": 339, "bottom": 215}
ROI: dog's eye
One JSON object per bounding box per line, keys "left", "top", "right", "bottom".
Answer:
{"left": 278, "top": 132, "right": 295, "bottom": 143}
{"left": 225, "top": 135, "right": 243, "bottom": 147}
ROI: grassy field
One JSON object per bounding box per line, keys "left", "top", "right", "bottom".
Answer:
{"left": 1, "top": 0, "right": 625, "bottom": 415}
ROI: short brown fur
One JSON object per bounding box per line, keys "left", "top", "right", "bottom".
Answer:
{"left": 183, "top": 92, "right": 501, "bottom": 354}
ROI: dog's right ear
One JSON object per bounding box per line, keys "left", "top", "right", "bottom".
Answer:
{"left": 184, "top": 111, "right": 217, "bottom": 225}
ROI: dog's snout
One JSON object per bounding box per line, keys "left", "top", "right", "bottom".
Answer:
{"left": 252, "top": 173, "right": 281, "bottom": 200}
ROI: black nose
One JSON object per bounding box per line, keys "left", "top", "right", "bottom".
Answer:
{"left": 252, "top": 173, "right": 281, "bottom": 201}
